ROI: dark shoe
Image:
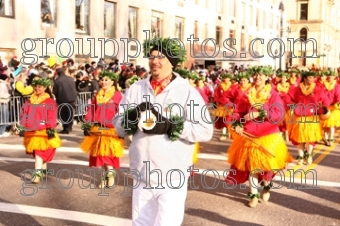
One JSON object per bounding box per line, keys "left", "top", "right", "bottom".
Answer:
{"left": 59, "top": 130, "right": 69, "bottom": 134}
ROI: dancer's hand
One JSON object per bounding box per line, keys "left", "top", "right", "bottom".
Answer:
{"left": 244, "top": 112, "right": 260, "bottom": 121}
{"left": 235, "top": 126, "right": 244, "bottom": 135}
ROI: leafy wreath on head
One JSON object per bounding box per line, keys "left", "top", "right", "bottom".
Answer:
{"left": 301, "top": 70, "right": 317, "bottom": 78}
{"left": 174, "top": 68, "right": 190, "bottom": 79}
{"left": 142, "top": 37, "right": 187, "bottom": 64}
{"left": 128, "top": 75, "right": 141, "bottom": 85}
{"left": 31, "top": 78, "right": 51, "bottom": 87}
{"left": 99, "top": 70, "right": 119, "bottom": 81}
{"left": 237, "top": 71, "right": 250, "bottom": 80}
{"left": 248, "top": 65, "right": 273, "bottom": 76}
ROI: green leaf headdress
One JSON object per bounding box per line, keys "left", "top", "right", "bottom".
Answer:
{"left": 31, "top": 78, "right": 51, "bottom": 87}
{"left": 188, "top": 72, "right": 198, "bottom": 80}
{"left": 276, "top": 71, "right": 290, "bottom": 78}
{"left": 128, "top": 75, "right": 141, "bottom": 85}
{"left": 220, "top": 73, "right": 233, "bottom": 79}
{"left": 99, "top": 70, "right": 119, "bottom": 81}
{"left": 248, "top": 66, "right": 273, "bottom": 76}
{"left": 288, "top": 68, "right": 299, "bottom": 73}
{"left": 237, "top": 71, "right": 250, "bottom": 80}
{"left": 174, "top": 68, "right": 190, "bottom": 79}
{"left": 301, "top": 70, "right": 317, "bottom": 79}
{"left": 142, "top": 37, "right": 187, "bottom": 67}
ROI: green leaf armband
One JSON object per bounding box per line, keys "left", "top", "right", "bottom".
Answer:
{"left": 46, "top": 128, "right": 55, "bottom": 135}
{"left": 17, "top": 125, "right": 26, "bottom": 132}
{"left": 167, "top": 115, "right": 185, "bottom": 141}
{"left": 258, "top": 108, "right": 267, "bottom": 121}
{"left": 81, "top": 123, "right": 92, "bottom": 131}
{"left": 232, "top": 121, "right": 243, "bottom": 129}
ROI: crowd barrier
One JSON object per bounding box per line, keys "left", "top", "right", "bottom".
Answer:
{"left": 0, "top": 92, "right": 94, "bottom": 126}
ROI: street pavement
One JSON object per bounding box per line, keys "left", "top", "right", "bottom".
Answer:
{"left": 0, "top": 122, "right": 340, "bottom": 226}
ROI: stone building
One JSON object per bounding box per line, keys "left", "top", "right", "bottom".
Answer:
{"left": 0, "top": 0, "right": 284, "bottom": 70}
{"left": 285, "top": 0, "right": 340, "bottom": 69}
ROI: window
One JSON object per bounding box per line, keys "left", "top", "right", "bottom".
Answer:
{"left": 300, "top": 3, "right": 308, "bottom": 20}
{"left": 75, "top": 0, "right": 90, "bottom": 33}
{"left": 287, "top": 51, "right": 292, "bottom": 67}
{"left": 242, "top": 2, "right": 246, "bottom": 23}
{"left": 299, "top": 28, "right": 307, "bottom": 41}
{"left": 216, "top": 26, "right": 222, "bottom": 44}
{"left": 206, "top": 0, "right": 209, "bottom": 8}
{"left": 41, "top": 0, "right": 57, "bottom": 27}
{"left": 241, "top": 33, "right": 245, "bottom": 51}
{"left": 299, "top": 51, "right": 306, "bottom": 66}
{"left": 0, "top": 0, "right": 14, "bottom": 17}
{"left": 269, "top": 13, "right": 273, "bottom": 29}
{"left": 216, "top": 0, "right": 222, "bottom": 12}
{"left": 128, "top": 7, "right": 138, "bottom": 39}
{"left": 229, "top": 30, "right": 235, "bottom": 48}
{"left": 104, "top": 1, "right": 115, "bottom": 37}
{"left": 194, "top": 21, "right": 198, "bottom": 38}
{"left": 256, "top": 9, "right": 259, "bottom": 27}
{"left": 0, "top": 48, "right": 15, "bottom": 66}
{"left": 263, "top": 11, "right": 266, "bottom": 29}
{"left": 230, "top": 0, "right": 235, "bottom": 17}
{"left": 205, "top": 23, "right": 208, "bottom": 40}
{"left": 195, "top": 0, "right": 199, "bottom": 4}
{"left": 175, "top": 17, "right": 185, "bottom": 40}
{"left": 151, "top": 11, "right": 163, "bottom": 39}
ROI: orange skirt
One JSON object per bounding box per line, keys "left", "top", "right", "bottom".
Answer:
{"left": 227, "top": 132, "right": 293, "bottom": 172}
{"left": 24, "top": 130, "right": 61, "bottom": 154}
{"left": 321, "top": 105, "right": 340, "bottom": 128}
{"left": 80, "top": 126, "right": 124, "bottom": 158}
{"left": 289, "top": 115, "right": 322, "bottom": 143}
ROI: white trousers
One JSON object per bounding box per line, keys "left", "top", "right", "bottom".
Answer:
{"left": 132, "top": 180, "right": 188, "bottom": 226}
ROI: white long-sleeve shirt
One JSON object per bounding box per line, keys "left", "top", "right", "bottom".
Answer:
{"left": 114, "top": 73, "right": 214, "bottom": 186}
{"left": 0, "top": 80, "right": 11, "bottom": 103}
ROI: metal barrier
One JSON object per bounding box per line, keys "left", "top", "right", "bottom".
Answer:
{"left": 0, "top": 92, "right": 94, "bottom": 126}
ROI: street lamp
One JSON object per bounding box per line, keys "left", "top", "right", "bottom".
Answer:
{"left": 274, "top": 49, "right": 278, "bottom": 72}
{"left": 279, "top": 1, "right": 284, "bottom": 70}
{"left": 286, "top": 25, "right": 291, "bottom": 69}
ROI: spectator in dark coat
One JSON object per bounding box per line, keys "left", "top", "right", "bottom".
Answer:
{"left": 53, "top": 68, "right": 77, "bottom": 134}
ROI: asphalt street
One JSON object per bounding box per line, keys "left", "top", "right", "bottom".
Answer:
{"left": 0, "top": 122, "right": 339, "bottom": 226}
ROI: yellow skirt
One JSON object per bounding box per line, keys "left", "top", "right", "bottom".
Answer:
{"left": 80, "top": 126, "right": 124, "bottom": 158}
{"left": 213, "top": 104, "right": 233, "bottom": 117}
{"left": 283, "top": 110, "right": 293, "bottom": 132}
{"left": 24, "top": 130, "right": 62, "bottom": 153}
{"left": 227, "top": 132, "right": 293, "bottom": 172}
{"left": 192, "top": 142, "right": 200, "bottom": 164}
{"left": 321, "top": 105, "right": 340, "bottom": 128}
{"left": 289, "top": 115, "right": 322, "bottom": 143}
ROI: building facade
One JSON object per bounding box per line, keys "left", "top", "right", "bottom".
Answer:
{"left": 285, "top": 0, "right": 340, "bottom": 69}
{"left": 0, "top": 0, "right": 284, "bottom": 70}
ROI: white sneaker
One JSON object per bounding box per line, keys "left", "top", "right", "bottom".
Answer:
{"left": 1, "top": 132, "right": 10, "bottom": 137}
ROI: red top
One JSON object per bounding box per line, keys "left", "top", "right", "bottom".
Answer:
{"left": 228, "top": 84, "right": 251, "bottom": 106}
{"left": 213, "top": 82, "right": 233, "bottom": 105}
{"left": 324, "top": 83, "right": 340, "bottom": 106}
{"left": 20, "top": 98, "right": 58, "bottom": 131}
{"left": 289, "top": 77, "right": 301, "bottom": 88}
{"left": 85, "top": 91, "right": 123, "bottom": 128}
{"left": 232, "top": 87, "right": 283, "bottom": 137}
{"left": 196, "top": 85, "right": 211, "bottom": 104}
{"left": 284, "top": 83, "right": 328, "bottom": 117}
